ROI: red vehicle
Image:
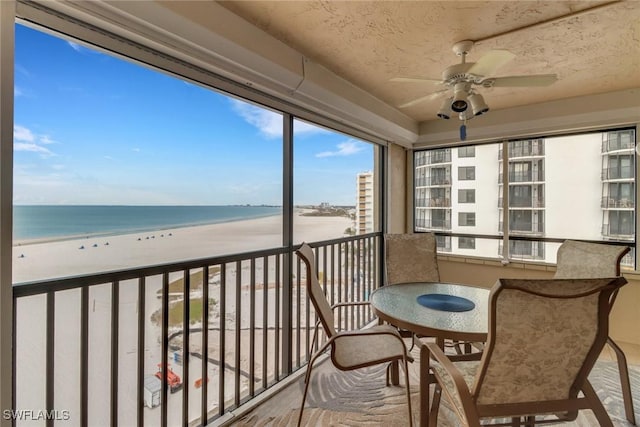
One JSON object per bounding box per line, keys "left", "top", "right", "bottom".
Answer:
{"left": 155, "top": 363, "right": 183, "bottom": 394}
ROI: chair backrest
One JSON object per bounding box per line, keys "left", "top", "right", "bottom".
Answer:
{"left": 473, "top": 276, "right": 627, "bottom": 406}
{"left": 384, "top": 233, "right": 440, "bottom": 285}
{"left": 554, "top": 240, "right": 630, "bottom": 279}
{"left": 296, "top": 243, "right": 336, "bottom": 338}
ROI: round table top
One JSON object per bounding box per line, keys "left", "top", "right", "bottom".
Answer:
{"left": 370, "top": 282, "right": 490, "bottom": 342}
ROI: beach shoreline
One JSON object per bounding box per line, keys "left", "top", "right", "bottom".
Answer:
{"left": 13, "top": 210, "right": 353, "bottom": 283}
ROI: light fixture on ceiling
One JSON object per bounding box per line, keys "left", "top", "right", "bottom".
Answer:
{"left": 468, "top": 92, "right": 489, "bottom": 116}
{"left": 437, "top": 97, "right": 453, "bottom": 119}
{"left": 451, "top": 82, "right": 469, "bottom": 113}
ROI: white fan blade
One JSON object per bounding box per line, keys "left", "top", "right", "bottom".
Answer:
{"left": 485, "top": 74, "right": 558, "bottom": 87}
{"left": 468, "top": 50, "right": 516, "bottom": 76}
{"left": 390, "top": 77, "right": 442, "bottom": 84}
{"left": 398, "top": 90, "right": 447, "bottom": 108}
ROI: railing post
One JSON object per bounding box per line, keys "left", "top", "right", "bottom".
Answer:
{"left": 281, "top": 113, "right": 294, "bottom": 374}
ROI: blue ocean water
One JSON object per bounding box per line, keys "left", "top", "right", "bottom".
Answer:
{"left": 13, "top": 205, "right": 281, "bottom": 241}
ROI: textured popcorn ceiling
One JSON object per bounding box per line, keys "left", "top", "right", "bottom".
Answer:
{"left": 218, "top": 0, "right": 640, "bottom": 123}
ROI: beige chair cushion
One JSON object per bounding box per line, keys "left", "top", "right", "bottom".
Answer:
{"left": 385, "top": 233, "right": 440, "bottom": 285}
{"left": 555, "top": 240, "right": 629, "bottom": 279}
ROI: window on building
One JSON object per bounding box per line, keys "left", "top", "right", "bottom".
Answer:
{"left": 458, "top": 189, "right": 475, "bottom": 203}
{"left": 458, "top": 237, "right": 476, "bottom": 249}
{"left": 458, "top": 212, "right": 476, "bottom": 226}
{"left": 458, "top": 146, "right": 475, "bottom": 158}
{"left": 458, "top": 166, "right": 475, "bottom": 180}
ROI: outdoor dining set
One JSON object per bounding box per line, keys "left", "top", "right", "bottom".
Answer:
{"left": 295, "top": 233, "right": 634, "bottom": 427}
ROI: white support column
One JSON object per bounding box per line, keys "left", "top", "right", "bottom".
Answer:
{"left": 0, "top": 2, "right": 15, "bottom": 426}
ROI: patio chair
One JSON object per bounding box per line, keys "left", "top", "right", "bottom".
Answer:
{"left": 384, "top": 232, "right": 440, "bottom": 286}
{"left": 295, "top": 242, "right": 413, "bottom": 427}
{"left": 385, "top": 233, "right": 480, "bottom": 355}
{"left": 554, "top": 239, "right": 635, "bottom": 425}
{"left": 420, "top": 276, "right": 628, "bottom": 427}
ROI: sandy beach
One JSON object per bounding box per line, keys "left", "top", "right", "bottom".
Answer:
{"left": 13, "top": 210, "right": 353, "bottom": 283}
{"left": 13, "top": 211, "right": 354, "bottom": 426}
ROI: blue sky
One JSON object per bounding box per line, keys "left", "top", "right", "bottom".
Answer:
{"left": 13, "top": 23, "right": 373, "bottom": 206}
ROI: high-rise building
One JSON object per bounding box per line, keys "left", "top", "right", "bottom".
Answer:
{"left": 356, "top": 171, "right": 374, "bottom": 234}
{"left": 415, "top": 129, "right": 635, "bottom": 265}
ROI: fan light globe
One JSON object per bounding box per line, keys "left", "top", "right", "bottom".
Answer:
{"left": 468, "top": 93, "right": 489, "bottom": 116}
{"left": 437, "top": 97, "right": 453, "bottom": 119}
{"left": 451, "top": 83, "right": 468, "bottom": 112}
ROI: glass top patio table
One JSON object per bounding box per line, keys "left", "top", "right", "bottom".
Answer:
{"left": 370, "top": 282, "right": 489, "bottom": 343}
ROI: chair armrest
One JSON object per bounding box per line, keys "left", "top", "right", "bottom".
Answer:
{"left": 331, "top": 301, "right": 371, "bottom": 310}
{"left": 419, "top": 340, "right": 478, "bottom": 420}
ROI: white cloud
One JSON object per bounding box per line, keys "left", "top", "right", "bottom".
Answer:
{"left": 14, "top": 125, "right": 57, "bottom": 157}
{"left": 39, "top": 135, "right": 56, "bottom": 145}
{"left": 132, "top": 148, "right": 141, "bottom": 152}
{"left": 315, "top": 139, "right": 365, "bottom": 158}
{"left": 67, "top": 41, "right": 83, "bottom": 52}
{"left": 14, "top": 125, "right": 35, "bottom": 142}
{"left": 230, "top": 99, "right": 327, "bottom": 138}
{"left": 231, "top": 99, "right": 282, "bottom": 138}
{"left": 14, "top": 142, "right": 53, "bottom": 156}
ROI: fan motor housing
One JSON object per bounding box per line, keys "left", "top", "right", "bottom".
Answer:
{"left": 442, "top": 63, "right": 482, "bottom": 85}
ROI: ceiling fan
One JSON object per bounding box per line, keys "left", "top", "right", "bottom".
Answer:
{"left": 392, "top": 40, "right": 558, "bottom": 126}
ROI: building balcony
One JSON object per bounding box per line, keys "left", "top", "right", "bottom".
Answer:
{"left": 498, "top": 221, "right": 545, "bottom": 234}
{"left": 415, "top": 150, "right": 451, "bottom": 166}
{"left": 498, "top": 145, "right": 545, "bottom": 159}
{"left": 602, "top": 224, "right": 635, "bottom": 240}
{"left": 498, "top": 171, "right": 545, "bottom": 183}
{"left": 601, "top": 197, "right": 635, "bottom": 209}
{"left": 601, "top": 168, "right": 634, "bottom": 181}
{"left": 415, "top": 198, "right": 451, "bottom": 208}
{"left": 497, "top": 198, "right": 545, "bottom": 208}
{"left": 415, "top": 176, "right": 451, "bottom": 187}
{"left": 415, "top": 219, "right": 451, "bottom": 230}
{"left": 602, "top": 138, "right": 635, "bottom": 153}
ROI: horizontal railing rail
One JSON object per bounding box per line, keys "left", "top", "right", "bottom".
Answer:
{"left": 13, "top": 233, "right": 382, "bottom": 427}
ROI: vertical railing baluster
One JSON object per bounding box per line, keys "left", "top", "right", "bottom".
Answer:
{"left": 111, "top": 281, "right": 119, "bottom": 427}
{"left": 295, "top": 252, "right": 301, "bottom": 368}
{"left": 356, "top": 239, "right": 362, "bottom": 328}
{"left": 11, "top": 296, "right": 16, "bottom": 422}
{"left": 161, "top": 273, "right": 169, "bottom": 427}
{"left": 262, "top": 256, "right": 268, "bottom": 389}
{"left": 201, "top": 265, "right": 209, "bottom": 425}
{"left": 249, "top": 258, "right": 256, "bottom": 396}
{"left": 234, "top": 261, "right": 241, "bottom": 407}
{"left": 182, "top": 270, "right": 190, "bottom": 427}
{"left": 137, "top": 277, "right": 145, "bottom": 427}
{"left": 274, "top": 254, "right": 281, "bottom": 381}
{"left": 218, "top": 263, "right": 226, "bottom": 417}
{"left": 46, "top": 292, "right": 54, "bottom": 427}
{"left": 350, "top": 240, "right": 356, "bottom": 329}
{"left": 81, "top": 286, "right": 88, "bottom": 427}
{"left": 330, "top": 244, "right": 335, "bottom": 307}
{"left": 338, "top": 243, "right": 344, "bottom": 327}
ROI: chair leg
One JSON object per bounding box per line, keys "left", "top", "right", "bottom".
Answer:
{"left": 429, "top": 384, "right": 441, "bottom": 427}
{"left": 608, "top": 337, "right": 636, "bottom": 425}
{"left": 298, "top": 343, "right": 330, "bottom": 427}
{"left": 297, "top": 359, "right": 314, "bottom": 427}
{"left": 402, "top": 355, "right": 414, "bottom": 427}
{"left": 582, "top": 379, "right": 614, "bottom": 427}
